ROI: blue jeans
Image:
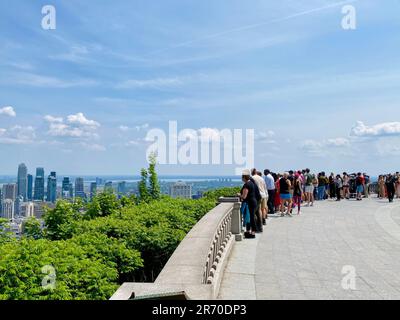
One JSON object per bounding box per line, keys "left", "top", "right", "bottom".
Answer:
{"left": 318, "top": 186, "right": 325, "bottom": 200}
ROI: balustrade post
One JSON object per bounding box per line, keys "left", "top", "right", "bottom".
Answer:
{"left": 218, "top": 197, "right": 242, "bottom": 242}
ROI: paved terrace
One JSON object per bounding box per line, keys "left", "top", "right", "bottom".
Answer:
{"left": 218, "top": 198, "right": 400, "bottom": 300}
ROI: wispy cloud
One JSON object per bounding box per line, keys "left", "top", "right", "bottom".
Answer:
{"left": 350, "top": 121, "right": 400, "bottom": 138}
{"left": 0, "top": 106, "right": 16, "bottom": 117}
{"left": 0, "top": 125, "right": 36, "bottom": 144}
{"left": 8, "top": 72, "right": 98, "bottom": 88}
{"left": 115, "top": 77, "right": 184, "bottom": 90}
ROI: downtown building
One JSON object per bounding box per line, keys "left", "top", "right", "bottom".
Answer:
{"left": 47, "top": 171, "right": 57, "bottom": 203}
{"left": 169, "top": 181, "right": 193, "bottom": 199}
{"left": 75, "top": 177, "right": 86, "bottom": 199}
{"left": 34, "top": 167, "right": 45, "bottom": 201}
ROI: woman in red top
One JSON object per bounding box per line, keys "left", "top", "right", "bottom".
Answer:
{"left": 274, "top": 173, "right": 281, "bottom": 212}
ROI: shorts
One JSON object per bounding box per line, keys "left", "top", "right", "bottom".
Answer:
{"left": 356, "top": 185, "right": 364, "bottom": 193}
{"left": 260, "top": 198, "right": 267, "bottom": 210}
{"left": 305, "top": 185, "right": 314, "bottom": 193}
{"left": 280, "top": 193, "right": 292, "bottom": 200}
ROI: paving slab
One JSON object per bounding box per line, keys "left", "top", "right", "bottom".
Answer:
{"left": 218, "top": 198, "right": 400, "bottom": 300}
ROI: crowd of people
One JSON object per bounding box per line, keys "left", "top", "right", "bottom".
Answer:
{"left": 238, "top": 168, "right": 400, "bottom": 239}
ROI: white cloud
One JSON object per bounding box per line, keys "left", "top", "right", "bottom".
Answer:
{"left": 0, "top": 106, "right": 16, "bottom": 117}
{"left": 301, "top": 137, "right": 350, "bottom": 156}
{"left": 255, "top": 130, "right": 276, "bottom": 144}
{"left": 119, "top": 125, "right": 130, "bottom": 132}
{"left": 44, "top": 113, "right": 100, "bottom": 139}
{"left": 67, "top": 113, "right": 100, "bottom": 128}
{"left": 0, "top": 125, "right": 36, "bottom": 144}
{"left": 44, "top": 115, "right": 63, "bottom": 123}
{"left": 135, "top": 123, "right": 149, "bottom": 131}
{"left": 351, "top": 121, "right": 400, "bottom": 137}
{"left": 326, "top": 138, "right": 350, "bottom": 147}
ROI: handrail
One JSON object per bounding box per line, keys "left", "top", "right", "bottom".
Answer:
{"left": 110, "top": 197, "right": 242, "bottom": 300}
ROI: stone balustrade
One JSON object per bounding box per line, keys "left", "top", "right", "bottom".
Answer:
{"left": 110, "top": 197, "right": 242, "bottom": 300}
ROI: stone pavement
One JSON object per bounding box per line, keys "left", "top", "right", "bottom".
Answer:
{"left": 218, "top": 197, "right": 400, "bottom": 300}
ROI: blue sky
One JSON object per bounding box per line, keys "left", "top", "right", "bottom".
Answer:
{"left": 0, "top": 0, "right": 400, "bottom": 176}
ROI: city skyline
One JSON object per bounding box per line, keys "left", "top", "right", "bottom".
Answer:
{"left": 1, "top": 1, "right": 400, "bottom": 175}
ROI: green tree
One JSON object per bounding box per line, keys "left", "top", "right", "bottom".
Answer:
{"left": 85, "top": 193, "right": 120, "bottom": 219}
{"left": 43, "top": 200, "right": 81, "bottom": 240}
{"left": 0, "top": 239, "right": 118, "bottom": 300}
{"left": 0, "top": 218, "right": 12, "bottom": 244}
{"left": 23, "top": 217, "right": 43, "bottom": 240}
{"left": 148, "top": 153, "right": 161, "bottom": 200}
{"left": 138, "top": 168, "right": 150, "bottom": 202}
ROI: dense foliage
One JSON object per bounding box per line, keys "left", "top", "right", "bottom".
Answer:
{"left": 0, "top": 182, "right": 239, "bottom": 300}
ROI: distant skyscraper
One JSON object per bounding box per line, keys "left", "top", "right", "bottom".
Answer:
{"left": 2, "top": 183, "right": 17, "bottom": 201}
{"left": 75, "top": 177, "right": 85, "bottom": 199}
{"left": 34, "top": 168, "right": 45, "bottom": 201}
{"left": 62, "top": 177, "right": 71, "bottom": 199}
{"left": 47, "top": 171, "right": 57, "bottom": 203}
{"left": 104, "top": 181, "right": 113, "bottom": 193}
{"left": 17, "top": 163, "right": 28, "bottom": 201}
{"left": 117, "top": 181, "right": 126, "bottom": 196}
{"left": 90, "top": 182, "right": 97, "bottom": 200}
{"left": 170, "top": 181, "right": 192, "bottom": 199}
{"left": 27, "top": 174, "right": 33, "bottom": 200}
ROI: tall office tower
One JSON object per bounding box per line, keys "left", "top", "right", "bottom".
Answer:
{"left": 90, "top": 182, "right": 97, "bottom": 200}
{"left": 169, "top": 181, "right": 192, "bottom": 199}
{"left": 2, "top": 183, "right": 17, "bottom": 201}
{"left": 62, "top": 177, "right": 71, "bottom": 199}
{"left": 17, "top": 163, "right": 28, "bottom": 201}
{"left": 75, "top": 177, "right": 85, "bottom": 199}
{"left": 2, "top": 199, "right": 15, "bottom": 220}
{"left": 69, "top": 183, "right": 73, "bottom": 198}
{"left": 15, "top": 194, "right": 24, "bottom": 216}
{"left": 34, "top": 167, "right": 45, "bottom": 201}
{"left": 117, "top": 181, "right": 127, "bottom": 196}
{"left": 104, "top": 181, "right": 113, "bottom": 193}
{"left": 27, "top": 174, "right": 33, "bottom": 200}
{"left": 47, "top": 172, "right": 57, "bottom": 203}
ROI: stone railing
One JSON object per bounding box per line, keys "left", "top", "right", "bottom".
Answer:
{"left": 110, "top": 197, "right": 242, "bottom": 300}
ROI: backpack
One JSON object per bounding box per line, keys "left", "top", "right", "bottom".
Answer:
{"left": 250, "top": 178, "right": 262, "bottom": 202}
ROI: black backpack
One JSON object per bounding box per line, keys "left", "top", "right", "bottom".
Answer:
{"left": 250, "top": 177, "right": 262, "bottom": 202}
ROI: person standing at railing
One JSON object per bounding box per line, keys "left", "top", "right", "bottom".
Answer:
{"left": 264, "top": 169, "right": 276, "bottom": 215}
{"left": 395, "top": 172, "right": 400, "bottom": 199}
{"left": 251, "top": 169, "right": 268, "bottom": 229}
{"left": 279, "top": 172, "right": 293, "bottom": 217}
{"left": 343, "top": 172, "right": 350, "bottom": 200}
{"left": 356, "top": 173, "right": 364, "bottom": 201}
{"left": 378, "top": 175, "right": 386, "bottom": 199}
{"left": 335, "top": 174, "right": 343, "bottom": 201}
{"left": 238, "top": 169, "right": 257, "bottom": 239}
{"left": 386, "top": 174, "right": 396, "bottom": 203}
{"left": 293, "top": 173, "right": 303, "bottom": 214}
